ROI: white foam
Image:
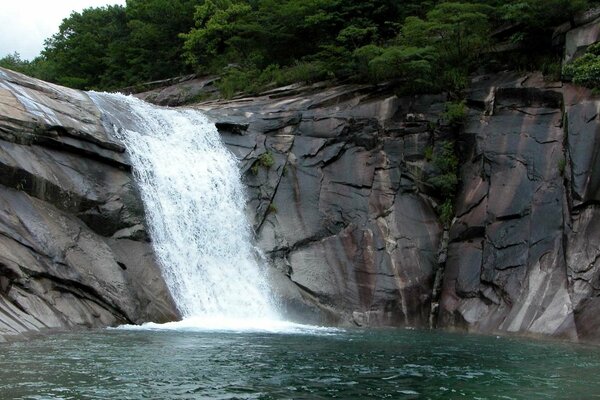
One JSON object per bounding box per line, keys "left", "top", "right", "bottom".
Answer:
{"left": 114, "top": 316, "right": 341, "bottom": 335}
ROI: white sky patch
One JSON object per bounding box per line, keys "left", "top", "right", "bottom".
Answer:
{"left": 0, "top": 0, "right": 126, "bottom": 60}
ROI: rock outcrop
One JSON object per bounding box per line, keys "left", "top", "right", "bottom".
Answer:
{"left": 1, "top": 47, "right": 600, "bottom": 342}
{"left": 196, "top": 73, "right": 600, "bottom": 341}
{"left": 0, "top": 67, "right": 178, "bottom": 341}
{"left": 437, "top": 73, "right": 600, "bottom": 342}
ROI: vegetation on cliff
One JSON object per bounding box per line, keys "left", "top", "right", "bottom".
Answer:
{"left": 1, "top": 0, "right": 598, "bottom": 93}
{"left": 563, "top": 42, "right": 600, "bottom": 91}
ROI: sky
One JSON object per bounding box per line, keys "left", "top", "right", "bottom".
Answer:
{"left": 0, "top": 0, "right": 126, "bottom": 60}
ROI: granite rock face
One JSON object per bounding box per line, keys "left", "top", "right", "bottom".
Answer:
{"left": 438, "top": 73, "right": 600, "bottom": 342}
{"left": 196, "top": 72, "right": 600, "bottom": 340}
{"left": 563, "top": 8, "right": 600, "bottom": 63}
{"left": 197, "top": 85, "right": 449, "bottom": 326}
{"left": 0, "top": 67, "right": 178, "bottom": 341}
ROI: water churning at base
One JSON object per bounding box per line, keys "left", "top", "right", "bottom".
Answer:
{"left": 91, "top": 93, "right": 277, "bottom": 321}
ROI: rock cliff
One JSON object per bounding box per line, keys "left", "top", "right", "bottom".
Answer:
{"left": 195, "top": 84, "right": 444, "bottom": 327}
{"left": 1, "top": 53, "right": 599, "bottom": 342}
{"left": 194, "top": 75, "right": 600, "bottom": 342}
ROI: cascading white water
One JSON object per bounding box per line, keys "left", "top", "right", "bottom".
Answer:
{"left": 90, "top": 93, "right": 279, "bottom": 324}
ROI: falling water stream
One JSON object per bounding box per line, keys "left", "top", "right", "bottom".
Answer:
{"left": 90, "top": 93, "right": 286, "bottom": 330}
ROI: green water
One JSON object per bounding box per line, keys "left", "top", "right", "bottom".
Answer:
{"left": 1, "top": 328, "right": 599, "bottom": 399}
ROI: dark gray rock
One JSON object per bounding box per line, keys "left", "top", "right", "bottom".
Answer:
{"left": 438, "top": 72, "right": 600, "bottom": 342}
{"left": 134, "top": 76, "right": 220, "bottom": 106}
{"left": 3, "top": 51, "right": 600, "bottom": 344}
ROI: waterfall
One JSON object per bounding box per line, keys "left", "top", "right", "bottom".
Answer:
{"left": 90, "top": 93, "right": 279, "bottom": 324}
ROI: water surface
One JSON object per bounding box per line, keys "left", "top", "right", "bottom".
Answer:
{"left": 1, "top": 328, "right": 599, "bottom": 399}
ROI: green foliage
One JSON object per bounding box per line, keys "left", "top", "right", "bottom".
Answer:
{"left": 249, "top": 151, "right": 275, "bottom": 176}
{"left": 3, "top": 0, "right": 597, "bottom": 92}
{"left": 217, "top": 62, "right": 330, "bottom": 98}
{"left": 0, "top": 53, "right": 28, "bottom": 72}
{"left": 258, "top": 151, "right": 275, "bottom": 168}
{"left": 558, "top": 157, "right": 567, "bottom": 176}
{"left": 427, "top": 140, "right": 459, "bottom": 226}
{"left": 563, "top": 43, "right": 600, "bottom": 90}
{"left": 277, "top": 62, "right": 330, "bottom": 85}
{"left": 428, "top": 141, "right": 459, "bottom": 198}
{"left": 438, "top": 199, "right": 454, "bottom": 227}
{"left": 267, "top": 203, "right": 277, "bottom": 214}
{"left": 424, "top": 146, "right": 434, "bottom": 162}
{"left": 443, "top": 101, "right": 468, "bottom": 125}
{"left": 366, "top": 46, "right": 437, "bottom": 92}
{"left": 180, "top": 0, "right": 253, "bottom": 71}
{"left": 500, "top": 0, "right": 589, "bottom": 29}
{"left": 125, "top": 0, "right": 197, "bottom": 82}
{"left": 41, "top": 5, "right": 130, "bottom": 89}
{"left": 401, "top": 3, "right": 493, "bottom": 67}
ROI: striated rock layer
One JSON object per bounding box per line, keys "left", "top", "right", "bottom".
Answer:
{"left": 439, "top": 73, "right": 600, "bottom": 342}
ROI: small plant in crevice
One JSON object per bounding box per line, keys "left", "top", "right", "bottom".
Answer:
{"left": 258, "top": 151, "right": 275, "bottom": 169}
{"left": 558, "top": 157, "right": 566, "bottom": 177}
{"left": 442, "top": 101, "right": 467, "bottom": 126}
{"left": 428, "top": 141, "right": 459, "bottom": 195}
{"left": 250, "top": 151, "right": 275, "bottom": 176}
{"left": 424, "top": 145, "right": 434, "bottom": 162}
{"left": 267, "top": 203, "right": 277, "bottom": 214}
{"left": 438, "top": 199, "right": 454, "bottom": 227}
{"left": 427, "top": 140, "right": 459, "bottom": 228}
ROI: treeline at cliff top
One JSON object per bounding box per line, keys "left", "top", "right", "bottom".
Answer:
{"left": 2, "top": 0, "right": 599, "bottom": 96}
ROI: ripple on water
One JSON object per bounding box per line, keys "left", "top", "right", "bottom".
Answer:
{"left": 1, "top": 329, "right": 600, "bottom": 399}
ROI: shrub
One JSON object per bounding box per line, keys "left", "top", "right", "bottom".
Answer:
{"left": 250, "top": 151, "right": 275, "bottom": 175}
{"left": 276, "top": 62, "right": 330, "bottom": 86}
{"left": 428, "top": 141, "right": 459, "bottom": 227}
{"left": 443, "top": 101, "right": 467, "bottom": 125}
{"left": 258, "top": 151, "right": 275, "bottom": 168}
{"left": 438, "top": 199, "right": 454, "bottom": 227}
{"left": 563, "top": 43, "right": 600, "bottom": 90}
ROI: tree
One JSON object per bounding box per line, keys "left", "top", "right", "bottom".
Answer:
{"left": 42, "top": 5, "right": 128, "bottom": 89}
{"left": 181, "top": 0, "right": 254, "bottom": 71}
{"left": 401, "top": 2, "right": 493, "bottom": 67}
{"left": 125, "top": 0, "right": 198, "bottom": 81}
{"left": 0, "top": 53, "right": 32, "bottom": 75}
